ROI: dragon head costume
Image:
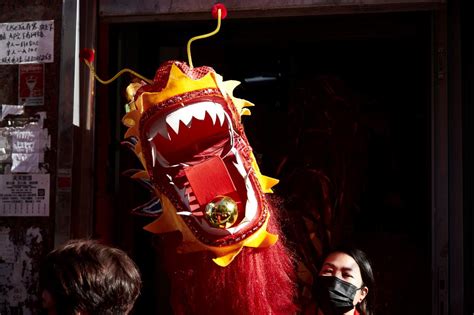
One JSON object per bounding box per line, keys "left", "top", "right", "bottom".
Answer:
{"left": 123, "top": 61, "right": 280, "bottom": 267}
{"left": 122, "top": 61, "right": 296, "bottom": 314}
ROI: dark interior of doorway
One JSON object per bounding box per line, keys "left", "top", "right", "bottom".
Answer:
{"left": 96, "top": 11, "right": 432, "bottom": 315}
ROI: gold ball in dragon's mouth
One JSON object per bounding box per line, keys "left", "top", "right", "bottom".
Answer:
{"left": 204, "top": 196, "right": 239, "bottom": 229}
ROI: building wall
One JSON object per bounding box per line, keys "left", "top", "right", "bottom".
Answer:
{"left": 0, "top": 0, "right": 62, "bottom": 312}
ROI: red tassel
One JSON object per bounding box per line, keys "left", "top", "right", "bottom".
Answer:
{"left": 79, "top": 48, "right": 95, "bottom": 63}
{"left": 161, "top": 198, "right": 297, "bottom": 314}
{"left": 212, "top": 3, "right": 228, "bottom": 20}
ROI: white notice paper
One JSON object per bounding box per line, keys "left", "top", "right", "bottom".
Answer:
{"left": 10, "top": 126, "right": 48, "bottom": 173}
{"left": 0, "top": 174, "right": 49, "bottom": 216}
{"left": 0, "top": 20, "right": 54, "bottom": 64}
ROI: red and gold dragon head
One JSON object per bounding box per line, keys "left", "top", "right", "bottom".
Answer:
{"left": 123, "top": 61, "right": 279, "bottom": 266}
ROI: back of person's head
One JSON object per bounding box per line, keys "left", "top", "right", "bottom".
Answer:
{"left": 318, "top": 245, "right": 376, "bottom": 315}
{"left": 40, "top": 239, "right": 142, "bottom": 315}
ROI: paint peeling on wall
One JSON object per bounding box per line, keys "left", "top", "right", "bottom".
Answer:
{"left": 0, "top": 226, "right": 44, "bottom": 314}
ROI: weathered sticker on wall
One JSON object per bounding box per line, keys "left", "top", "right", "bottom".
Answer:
{"left": 0, "top": 226, "right": 44, "bottom": 314}
{"left": 18, "top": 64, "right": 44, "bottom": 106}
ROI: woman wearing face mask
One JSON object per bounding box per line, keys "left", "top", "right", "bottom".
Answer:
{"left": 314, "top": 246, "right": 376, "bottom": 315}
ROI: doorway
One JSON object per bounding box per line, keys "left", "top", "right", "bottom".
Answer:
{"left": 95, "top": 11, "right": 433, "bottom": 314}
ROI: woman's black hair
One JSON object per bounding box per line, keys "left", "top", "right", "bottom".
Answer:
{"left": 318, "top": 245, "right": 376, "bottom": 315}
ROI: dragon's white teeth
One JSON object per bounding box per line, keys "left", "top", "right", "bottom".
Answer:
{"left": 166, "top": 114, "right": 182, "bottom": 135}
{"left": 149, "top": 102, "right": 230, "bottom": 141}
{"left": 216, "top": 110, "right": 225, "bottom": 126}
{"left": 178, "top": 187, "right": 186, "bottom": 198}
{"left": 232, "top": 149, "right": 247, "bottom": 177}
{"left": 174, "top": 186, "right": 190, "bottom": 209}
{"left": 165, "top": 103, "right": 204, "bottom": 135}
{"left": 148, "top": 120, "right": 170, "bottom": 141}
{"left": 166, "top": 109, "right": 194, "bottom": 135}
{"left": 176, "top": 211, "right": 192, "bottom": 216}
{"left": 244, "top": 171, "right": 257, "bottom": 221}
{"left": 151, "top": 142, "right": 157, "bottom": 168}
{"left": 194, "top": 106, "right": 207, "bottom": 120}
{"left": 151, "top": 141, "right": 170, "bottom": 167}
{"left": 165, "top": 102, "right": 223, "bottom": 135}
{"left": 206, "top": 106, "right": 218, "bottom": 124}
{"left": 156, "top": 150, "right": 170, "bottom": 167}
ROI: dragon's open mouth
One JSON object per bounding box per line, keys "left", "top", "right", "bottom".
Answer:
{"left": 124, "top": 61, "right": 277, "bottom": 265}
{"left": 143, "top": 97, "right": 260, "bottom": 237}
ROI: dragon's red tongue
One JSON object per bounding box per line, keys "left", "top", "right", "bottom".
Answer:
{"left": 184, "top": 156, "right": 237, "bottom": 207}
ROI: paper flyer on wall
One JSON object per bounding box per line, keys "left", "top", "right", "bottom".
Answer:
{"left": 0, "top": 20, "right": 54, "bottom": 64}
{"left": 0, "top": 174, "right": 49, "bottom": 216}
{"left": 0, "top": 110, "right": 49, "bottom": 174}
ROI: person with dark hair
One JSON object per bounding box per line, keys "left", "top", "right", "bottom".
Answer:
{"left": 39, "top": 239, "right": 142, "bottom": 315}
{"left": 314, "top": 246, "right": 375, "bottom": 315}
